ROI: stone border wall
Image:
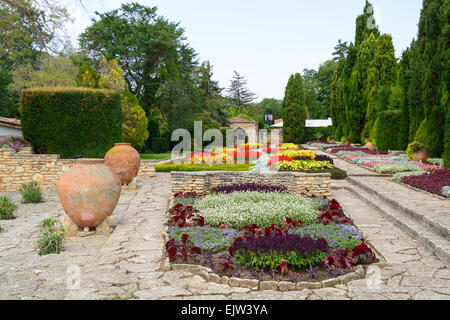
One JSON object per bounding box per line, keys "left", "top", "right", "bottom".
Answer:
{"left": 0, "top": 147, "right": 156, "bottom": 191}
{"left": 171, "top": 171, "right": 331, "bottom": 197}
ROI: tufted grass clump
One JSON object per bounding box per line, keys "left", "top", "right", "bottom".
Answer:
{"left": 37, "top": 217, "right": 65, "bottom": 255}
{"left": 0, "top": 225, "right": 4, "bottom": 232}
{"left": 0, "top": 196, "right": 17, "bottom": 220}
{"left": 19, "top": 181, "right": 44, "bottom": 204}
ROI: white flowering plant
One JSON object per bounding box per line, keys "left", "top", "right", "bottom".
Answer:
{"left": 194, "top": 191, "right": 319, "bottom": 229}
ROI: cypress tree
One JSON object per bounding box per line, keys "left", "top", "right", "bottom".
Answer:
{"left": 363, "top": 34, "right": 399, "bottom": 142}
{"left": 408, "top": 0, "right": 448, "bottom": 157}
{"left": 282, "top": 73, "right": 308, "bottom": 143}
{"left": 398, "top": 47, "right": 413, "bottom": 150}
{"left": 347, "top": 34, "right": 377, "bottom": 142}
{"left": 444, "top": 105, "right": 450, "bottom": 168}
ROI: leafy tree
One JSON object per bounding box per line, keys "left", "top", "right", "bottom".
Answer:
{"left": 79, "top": 2, "right": 203, "bottom": 135}
{"left": 9, "top": 55, "right": 78, "bottom": 92}
{"left": 76, "top": 56, "right": 149, "bottom": 146}
{"left": 0, "top": 0, "right": 70, "bottom": 63}
{"left": 302, "top": 68, "right": 321, "bottom": 119}
{"left": 282, "top": 73, "right": 308, "bottom": 143}
{"left": 122, "top": 91, "right": 149, "bottom": 147}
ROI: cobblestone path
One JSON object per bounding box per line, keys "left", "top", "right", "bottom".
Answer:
{"left": 0, "top": 173, "right": 449, "bottom": 300}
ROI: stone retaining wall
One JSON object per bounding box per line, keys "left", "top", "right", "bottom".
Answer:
{"left": 171, "top": 171, "right": 331, "bottom": 197}
{"left": 0, "top": 147, "right": 156, "bottom": 191}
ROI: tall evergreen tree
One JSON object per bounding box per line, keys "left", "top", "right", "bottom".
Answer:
{"left": 404, "top": 0, "right": 449, "bottom": 157}
{"left": 226, "top": 71, "right": 257, "bottom": 108}
{"left": 363, "top": 34, "right": 399, "bottom": 141}
{"left": 347, "top": 34, "right": 377, "bottom": 142}
{"left": 398, "top": 46, "right": 413, "bottom": 149}
{"left": 282, "top": 73, "right": 308, "bottom": 143}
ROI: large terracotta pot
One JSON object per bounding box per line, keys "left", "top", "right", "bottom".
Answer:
{"left": 104, "top": 143, "right": 141, "bottom": 185}
{"left": 364, "top": 142, "right": 377, "bottom": 152}
{"left": 58, "top": 159, "right": 121, "bottom": 228}
{"left": 413, "top": 150, "right": 428, "bottom": 163}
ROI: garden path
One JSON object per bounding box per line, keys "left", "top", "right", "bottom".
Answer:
{"left": 0, "top": 173, "right": 449, "bottom": 300}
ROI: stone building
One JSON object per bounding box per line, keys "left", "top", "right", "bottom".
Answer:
{"left": 229, "top": 117, "right": 259, "bottom": 144}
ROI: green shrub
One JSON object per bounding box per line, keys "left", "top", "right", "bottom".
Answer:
{"left": 21, "top": 87, "right": 122, "bottom": 158}
{"left": 122, "top": 91, "right": 149, "bottom": 147}
{"left": 415, "top": 108, "right": 445, "bottom": 158}
{"left": 304, "top": 127, "right": 332, "bottom": 143}
{"left": 375, "top": 110, "right": 401, "bottom": 153}
{"left": 0, "top": 196, "right": 17, "bottom": 220}
{"left": 19, "top": 181, "right": 44, "bottom": 203}
{"left": 156, "top": 163, "right": 253, "bottom": 172}
{"left": 0, "top": 225, "right": 4, "bottom": 232}
{"left": 234, "top": 249, "right": 328, "bottom": 272}
{"left": 37, "top": 217, "right": 65, "bottom": 255}
{"left": 151, "top": 137, "right": 172, "bottom": 153}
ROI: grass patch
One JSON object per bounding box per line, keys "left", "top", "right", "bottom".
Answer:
{"left": 0, "top": 196, "right": 17, "bottom": 220}
{"left": 140, "top": 153, "right": 174, "bottom": 160}
{"left": 156, "top": 163, "right": 253, "bottom": 172}
{"left": 19, "top": 181, "right": 44, "bottom": 203}
{"left": 36, "top": 217, "right": 65, "bottom": 255}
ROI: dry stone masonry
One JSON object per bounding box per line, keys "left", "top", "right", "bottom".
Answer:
{"left": 0, "top": 146, "right": 156, "bottom": 191}
{"left": 171, "top": 171, "right": 331, "bottom": 197}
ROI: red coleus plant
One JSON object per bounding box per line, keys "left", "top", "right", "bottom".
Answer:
{"left": 324, "top": 247, "right": 353, "bottom": 270}
{"left": 264, "top": 224, "right": 285, "bottom": 237}
{"left": 218, "top": 222, "right": 229, "bottom": 229}
{"left": 243, "top": 224, "right": 262, "bottom": 236}
{"left": 168, "top": 247, "right": 177, "bottom": 261}
{"left": 220, "top": 256, "right": 234, "bottom": 276}
{"left": 190, "top": 246, "right": 202, "bottom": 255}
{"left": 167, "top": 203, "right": 204, "bottom": 228}
{"left": 352, "top": 239, "right": 376, "bottom": 265}
{"left": 281, "top": 217, "right": 303, "bottom": 230}
{"left": 278, "top": 260, "right": 289, "bottom": 276}
{"left": 181, "top": 233, "right": 189, "bottom": 244}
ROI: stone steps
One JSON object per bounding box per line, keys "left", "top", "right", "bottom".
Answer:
{"left": 344, "top": 181, "right": 450, "bottom": 267}
{"left": 347, "top": 176, "right": 449, "bottom": 239}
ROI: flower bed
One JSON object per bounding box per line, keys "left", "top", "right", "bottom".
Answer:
{"left": 156, "top": 163, "right": 253, "bottom": 172}
{"left": 165, "top": 186, "right": 377, "bottom": 284}
{"left": 309, "top": 142, "right": 448, "bottom": 193}
{"left": 400, "top": 169, "right": 450, "bottom": 197}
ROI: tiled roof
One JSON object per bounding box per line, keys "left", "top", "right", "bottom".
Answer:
{"left": 0, "top": 117, "right": 21, "bottom": 129}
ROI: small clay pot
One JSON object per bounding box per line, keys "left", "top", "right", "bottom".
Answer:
{"left": 343, "top": 140, "right": 351, "bottom": 146}
{"left": 104, "top": 143, "right": 141, "bottom": 185}
{"left": 365, "top": 142, "right": 377, "bottom": 152}
{"left": 57, "top": 159, "right": 121, "bottom": 229}
{"left": 329, "top": 139, "right": 335, "bottom": 144}
{"left": 413, "top": 150, "right": 428, "bottom": 163}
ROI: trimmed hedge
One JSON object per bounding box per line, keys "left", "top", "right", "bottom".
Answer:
{"left": 375, "top": 110, "right": 400, "bottom": 154}
{"left": 21, "top": 87, "right": 122, "bottom": 158}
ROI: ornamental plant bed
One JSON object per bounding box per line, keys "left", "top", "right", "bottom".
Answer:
{"left": 165, "top": 187, "right": 377, "bottom": 284}
{"left": 156, "top": 163, "right": 253, "bottom": 172}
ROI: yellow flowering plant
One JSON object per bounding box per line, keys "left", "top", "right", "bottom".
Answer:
{"left": 278, "top": 143, "right": 299, "bottom": 150}
{"left": 277, "top": 160, "right": 333, "bottom": 171}
{"left": 279, "top": 150, "right": 316, "bottom": 160}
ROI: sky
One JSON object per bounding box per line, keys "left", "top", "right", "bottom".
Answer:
{"left": 62, "top": 0, "right": 424, "bottom": 101}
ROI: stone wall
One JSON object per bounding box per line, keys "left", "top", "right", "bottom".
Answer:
{"left": 171, "top": 171, "right": 331, "bottom": 197}
{"left": 0, "top": 146, "right": 156, "bottom": 191}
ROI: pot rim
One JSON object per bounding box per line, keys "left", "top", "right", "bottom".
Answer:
{"left": 114, "top": 142, "right": 132, "bottom": 146}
